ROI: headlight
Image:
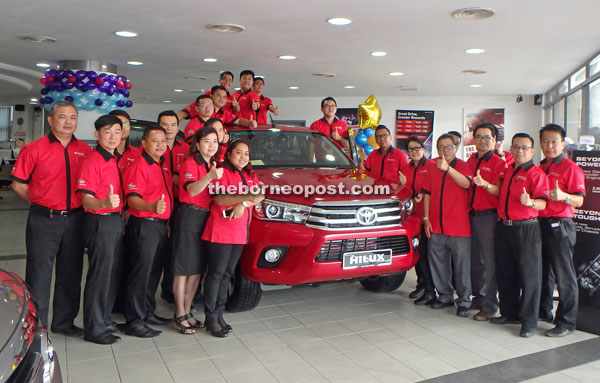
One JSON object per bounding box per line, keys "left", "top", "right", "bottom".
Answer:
{"left": 255, "top": 199, "right": 311, "bottom": 224}
{"left": 40, "top": 330, "right": 55, "bottom": 383}
{"left": 398, "top": 197, "right": 416, "bottom": 220}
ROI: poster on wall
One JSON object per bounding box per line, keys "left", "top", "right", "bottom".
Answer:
{"left": 463, "top": 108, "right": 505, "bottom": 158}
{"left": 395, "top": 110, "right": 434, "bottom": 158}
{"left": 336, "top": 108, "right": 359, "bottom": 128}
{"left": 572, "top": 150, "right": 600, "bottom": 334}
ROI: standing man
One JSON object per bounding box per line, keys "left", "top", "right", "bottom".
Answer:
{"left": 252, "top": 77, "right": 279, "bottom": 124}
{"left": 310, "top": 97, "right": 349, "bottom": 151}
{"left": 122, "top": 125, "right": 173, "bottom": 337}
{"left": 184, "top": 95, "right": 215, "bottom": 141}
{"left": 538, "top": 124, "right": 585, "bottom": 337}
{"left": 492, "top": 133, "right": 548, "bottom": 338}
{"left": 77, "top": 114, "right": 123, "bottom": 344}
{"left": 177, "top": 71, "right": 235, "bottom": 121}
{"left": 466, "top": 123, "right": 506, "bottom": 321}
{"left": 231, "top": 70, "right": 260, "bottom": 121}
{"left": 358, "top": 125, "right": 408, "bottom": 184}
{"left": 11, "top": 100, "right": 91, "bottom": 333}
{"left": 110, "top": 110, "right": 140, "bottom": 173}
{"left": 211, "top": 85, "right": 257, "bottom": 128}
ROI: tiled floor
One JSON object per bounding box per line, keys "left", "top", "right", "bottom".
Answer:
{"left": 1, "top": 188, "right": 599, "bottom": 383}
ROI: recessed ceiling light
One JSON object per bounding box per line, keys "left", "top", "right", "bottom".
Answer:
{"left": 36, "top": 63, "right": 50, "bottom": 68}
{"left": 203, "top": 58, "right": 218, "bottom": 63}
{"left": 451, "top": 7, "right": 495, "bottom": 20}
{"left": 462, "top": 69, "right": 487, "bottom": 75}
{"left": 207, "top": 24, "right": 245, "bottom": 33}
{"left": 115, "top": 31, "right": 138, "bottom": 38}
{"left": 173, "top": 89, "right": 183, "bottom": 92}
{"left": 465, "top": 48, "right": 486, "bottom": 54}
{"left": 127, "top": 61, "right": 143, "bottom": 66}
{"left": 470, "top": 84, "right": 482, "bottom": 88}
{"left": 371, "top": 51, "right": 387, "bottom": 57}
{"left": 30, "top": 98, "right": 38, "bottom": 102}
{"left": 185, "top": 76, "right": 207, "bottom": 80}
{"left": 278, "top": 55, "right": 296, "bottom": 60}
{"left": 344, "top": 85, "right": 355, "bottom": 89}
{"left": 313, "top": 73, "right": 336, "bottom": 78}
{"left": 289, "top": 86, "right": 299, "bottom": 90}
{"left": 389, "top": 72, "right": 404, "bottom": 76}
{"left": 29, "top": 102, "right": 37, "bottom": 105}
{"left": 19, "top": 36, "right": 57, "bottom": 43}
{"left": 163, "top": 100, "right": 172, "bottom": 103}
{"left": 327, "top": 17, "right": 353, "bottom": 26}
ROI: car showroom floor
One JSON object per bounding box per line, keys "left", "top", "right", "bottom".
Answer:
{"left": 1, "top": 188, "right": 600, "bottom": 383}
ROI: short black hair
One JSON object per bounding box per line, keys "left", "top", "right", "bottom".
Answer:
{"left": 211, "top": 85, "right": 227, "bottom": 94}
{"left": 512, "top": 133, "right": 535, "bottom": 147}
{"left": 240, "top": 69, "right": 255, "bottom": 79}
{"left": 375, "top": 125, "right": 391, "bottom": 135}
{"left": 447, "top": 131, "right": 462, "bottom": 144}
{"left": 406, "top": 136, "right": 424, "bottom": 149}
{"left": 109, "top": 109, "right": 131, "bottom": 121}
{"left": 437, "top": 133, "right": 456, "bottom": 146}
{"left": 321, "top": 97, "right": 337, "bottom": 108}
{"left": 473, "top": 123, "right": 498, "bottom": 139}
{"left": 204, "top": 117, "right": 223, "bottom": 129}
{"left": 94, "top": 114, "right": 122, "bottom": 131}
{"left": 142, "top": 124, "right": 166, "bottom": 140}
{"left": 195, "top": 94, "right": 213, "bottom": 105}
{"left": 157, "top": 110, "right": 179, "bottom": 124}
{"left": 220, "top": 71, "right": 234, "bottom": 80}
{"left": 254, "top": 77, "right": 265, "bottom": 84}
{"left": 539, "top": 123, "right": 566, "bottom": 141}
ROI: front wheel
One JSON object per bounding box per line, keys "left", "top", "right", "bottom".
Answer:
{"left": 225, "top": 263, "right": 263, "bottom": 312}
{"left": 360, "top": 272, "right": 407, "bottom": 292}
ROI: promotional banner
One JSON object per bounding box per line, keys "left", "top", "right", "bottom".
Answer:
{"left": 572, "top": 150, "right": 600, "bottom": 334}
{"left": 395, "top": 110, "right": 434, "bottom": 158}
{"left": 463, "top": 108, "right": 505, "bottom": 158}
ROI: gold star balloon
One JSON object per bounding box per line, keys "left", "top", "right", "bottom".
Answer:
{"left": 358, "top": 95, "right": 381, "bottom": 130}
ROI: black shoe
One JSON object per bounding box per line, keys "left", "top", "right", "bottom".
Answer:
{"left": 456, "top": 307, "right": 469, "bottom": 318}
{"left": 218, "top": 318, "right": 233, "bottom": 333}
{"left": 414, "top": 293, "right": 435, "bottom": 306}
{"left": 519, "top": 326, "right": 535, "bottom": 338}
{"left": 84, "top": 332, "right": 121, "bottom": 345}
{"left": 539, "top": 312, "right": 554, "bottom": 324}
{"left": 490, "top": 316, "right": 520, "bottom": 325}
{"left": 546, "top": 326, "right": 573, "bottom": 338}
{"left": 409, "top": 287, "right": 425, "bottom": 300}
{"left": 105, "top": 321, "right": 120, "bottom": 333}
{"left": 125, "top": 324, "right": 162, "bottom": 338}
{"left": 470, "top": 299, "right": 482, "bottom": 311}
{"left": 51, "top": 325, "right": 84, "bottom": 337}
{"left": 430, "top": 300, "right": 454, "bottom": 309}
{"left": 161, "top": 290, "right": 175, "bottom": 304}
{"left": 206, "top": 326, "right": 228, "bottom": 338}
{"left": 145, "top": 312, "right": 171, "bottom": 325}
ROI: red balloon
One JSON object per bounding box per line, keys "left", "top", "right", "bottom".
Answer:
{"left": 40, "top": 78, "right": 47, "bottom": 84}
{"left": 116, "top": 80, "right": 125, "bottom": 88}
{"left": 95, "top": 77, "right": 104, "bottom": 85}
{"left": 68, "top": 76, "right": 76, "bottom": 83}
{"left": 46, "top": 75, "right": 55, "bottom": 83}
{"left": 125, "top": 82, "right": 132, "bottom": 90}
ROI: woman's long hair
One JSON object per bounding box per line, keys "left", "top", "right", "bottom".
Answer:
{"left": 222, "top": 138, "right": 253, "bottom": 176}
{"left": 189, "top": 126, "right": 220, "bottom": 164}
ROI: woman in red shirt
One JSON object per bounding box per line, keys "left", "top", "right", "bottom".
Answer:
{"left": 171, "top": 127, "right": 222, "bottom": 334}
{"left": 201, "top": 139, "right": 264, "bottom": 337}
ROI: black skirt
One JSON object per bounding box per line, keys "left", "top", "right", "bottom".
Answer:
{"left": 171, "top": 204, "right": 210, "bottom": 275}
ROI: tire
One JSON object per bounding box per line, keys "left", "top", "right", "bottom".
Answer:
{"left": 360, "top": 271, "right": 407, "bottom": 292}
{"left": 225, "top": 263, "right": 263, "bottom": 312}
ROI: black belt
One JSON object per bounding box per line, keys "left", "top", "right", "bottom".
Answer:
{"left": 470, "top": 209, "right": 497, "bottom": 216}
{"left": 31, "top": 203, "right": 82, "bottom": 218}
{"left": 140, "top": 217, "right": 168, "bottom": 223}
{"left": 99, "top": 212, "right": 122, "bottom": 216}
{"left": 539, "top": 217, "right": 571, "bottom": 222}
{"left": 182, "top": 203, "right": 209, "bottom": 212}
{"left": 502, "top": 218, "right": 538, "bottom": 226}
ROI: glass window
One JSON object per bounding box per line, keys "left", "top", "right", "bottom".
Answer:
{"left": 553, "top": 100, "right": 565, "bottom": 127}
{"left": 590, "top": 54, "right": 600, "bottom": 77}
{"left": 566, "top": 89, "right": 582, "bottom": 139}
{"left": 558, "top": 79, "right": 569, "bottom": 95}
{"left": 590, "top": 78, "right": 600, "bottom": 143}
{"left": 0, "top": 106, "right": 12, "bottom": 141}
{"left": 544, "top": 106, "right": 553, "bottom": 125}
{"left": 546, "top": 90, "right": 554, "bottom": 103}
{"left": 570, "top": 67, "right": 586, "bottom": 88}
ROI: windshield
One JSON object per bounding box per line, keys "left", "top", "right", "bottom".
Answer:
{"left": 228, "top": 129, "right": 356, "bottom": 169}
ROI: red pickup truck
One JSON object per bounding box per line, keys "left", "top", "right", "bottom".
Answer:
{"left": 222, "top": 125, "right": 421, "bottom": 311}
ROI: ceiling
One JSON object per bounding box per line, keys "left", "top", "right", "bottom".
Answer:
{"left": 1, "top": 0, "right": 599, "bottom": 106}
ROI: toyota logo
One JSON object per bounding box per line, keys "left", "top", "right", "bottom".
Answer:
{"left": 356, "top": 207, "right": 377, "bottom": 226}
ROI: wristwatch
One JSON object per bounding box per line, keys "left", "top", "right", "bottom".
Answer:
{"left": 530, "top": 200, "right": 536, "bottom": 208}
{"left": 242, "top": 201, "right": 249, "bottom": 208}
{"left": 484, "top": 184, "right": 492, "bottom": 190}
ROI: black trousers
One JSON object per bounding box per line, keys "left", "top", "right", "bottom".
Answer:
{"left": 540, "top": 217, "right": 578, "bottom": 330}
{"left": 470, "top": 212, "right": 499, "bottom": 313}
{"left": 204, "top": 242, "right": 243, "bottom": 325}
{"left": 82, "top": 213, "right": 123, "bottom": 337}
{"left": 414, "top": 226, "right": 434, "bottom": 293}
{"left": 25, "top": 206, "right": 84, "bottom": 329}
{"left": 124, "top": 216, "right": 168, "bottom": 328}
{"left": 155, "top": 199, "right": 179, "bottom": 303}
{"left": 495, "top": 220, "right": 542, "bottom": 330}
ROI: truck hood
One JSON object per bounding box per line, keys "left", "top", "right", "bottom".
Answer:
{"left": 254, "top": 168, "right": 400, "bottom": 205}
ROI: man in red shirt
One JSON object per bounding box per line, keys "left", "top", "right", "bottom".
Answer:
{"left": 494, "top": 126, "right": 515, "bottom": 166}
{"left": 538, "top": 124, "right": 586, "bottom": 337}
{"left": 109, "top": 110, "right": 140, "bottom": 173}
{"left": 122, "top": 125, "right": 174, "bottom": 337}
{"left": 252, "top": 77, "right": 279, "bottom": 124}
{"left": 211, "top": 85, "right": 257, "bottom": 128}
{"left": 422, "top": 134, "right": 473, "bottom": 317}
{"left": 11, "top": 100, "right": 92, "bottom": 333}
{"left": 466, "top": 123, "right": 507, "bottom": 321}
{"left": 359, "top": 125, "right": 408, "bottom": 184}
{"left": 310, "top": 97, "right": 349, "bottom": 151}
{"left": 231, "top": 69, "right": 260, "bottom": 121}
{"left": 177, "top": 71, "right": 235, "bottom": 121}
{"left": 184, "top": 95, "right": 215, "bottom": 141}
{"left": 492, "top": 133, "right": 549, "bottom": 338}
{"left": 77, "top": 114, "right": 124, "bottom": 345}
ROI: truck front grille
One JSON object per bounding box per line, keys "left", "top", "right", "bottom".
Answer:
{"left": 315, "top": 235, "right": 410, "bottom": 262}
{"left": 306, "top": 199, "right": 402, "bottom": 231}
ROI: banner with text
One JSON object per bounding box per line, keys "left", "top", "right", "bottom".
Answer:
{"left": 395, "top": 110, "right": 434, "bottom": 158}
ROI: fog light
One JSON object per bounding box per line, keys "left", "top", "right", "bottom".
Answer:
{"left": 264, "top": 248, "right": 282, "bottom": 263}
{"left": 412, "top": 236, "right": 420, "bottom": 249}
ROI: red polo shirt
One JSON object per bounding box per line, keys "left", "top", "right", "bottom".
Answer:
{"left": 256, "top": 95, "right": 273, "bottom": 124}
{"left": 539, "top": 153, "right": 586, "bottom": 218}
{"left": 467, "top": 150, "right": 507, "bottom": 211}
{"left": 404, "top": 157, "right": 433, "bottom": 217}
{"left": 179, "top": 156, "right": 213, "bottom": 208}
{"left": 310, "top": 117, "right": 349, "bottom": 150}
{"left": 498, "top": 160, "right": 549, "bottom": 221}
{"left": 202, "top": 166, "right": 263, "bottom": 244}
{"left": 232, "top": 89, "right": 260, "bottom": 121}
{"left": 11, "top": 132, "right": 91, "bottom": 210}
{"left": 218, "top": 143, "right": 227, "bottom": 163}
{"left": 116, "top": 143, "right": 141, "bottom": 173}
{"left": 184, "top": 116, "right": 209, "bottom": 141}
{"left": 76, "top": 146, "right": 123, "bottom": 214}
{"left": 213, "top": 107, "right": 239, "bottom": 125}
{"left": 123, "top": 151, "right": 173, "bottom": 220}
{"left": 364, "top": 146, "right": 408, "bottom": 184}
{"left": 181, "top": 91, "right": 233, "bottom": 120}
{"left": 164, "top": 139, "right": 190, "bottom": 199}
{"left": 422, "top": 158, "right": 473, "bottom": 237}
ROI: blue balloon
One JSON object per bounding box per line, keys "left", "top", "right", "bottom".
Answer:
{"left": 45, "top": 96, "right": 54, "bottom": 104}
{"left": 355, "top": 133, "right": 367, "bottom": 147}
{"left": 74, "top": 81, "right": 84, "bottom": 90}
{"left": 99, "top": 73, "right": 107, "bottom": 79}
{"left": 55, "top": 84, "right": 64, "bottom": 92}
{"left": 64, "top": 82, "right": 74, "bottom": 90}
{"left": 106, "top": 75, "right": 116, "bottom": 84}
{"left": 75, "top": 70, "right": 86, "bottom": 81}
{"left": 87, "top": 71, "right": 98, "bottom": 80}
{"left": 125, "top": 100, "right": 133, "bottom": 108}
{"left": 122, "top": 89, "right": 130, "bottom": 97}
{"left": 87, "top": 82, "right": 97, "bottom": 90}
{"left": 364, "top": 145, "right": 374, "bottom": 155}
{"left": 56, "top": 70, "right": 64, "bottom": 80}
{"left": 106, "top": 89, "right": 114, "bottom": 96}
{"left": 64, "top": 70, "right": 74, "bottom": 78}
{"left": 116, "top": 100, "right": 125, "bottom": 108}
{"left": 65, "top": 96, "right": 74, "bottom": 102}
{"left": 95, "top": 98, "right": 103, "bottom": 106}
{"left": 364, "top": 128, "right": 375, "bottom": 137}
{"left": 41, "top": 88, "right": 49, "bottom": 95}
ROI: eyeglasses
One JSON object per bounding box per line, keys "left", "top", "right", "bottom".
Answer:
{"left": 322, "top": 104, "right": 337, "bottom": 109}
{"left": 437, "top": 145, "right": 456, "bottom": 151}
{"left": 474, "top": 135, "right": 492, "bottom": 141}
{"left": 407, "top": 146, "right": 423, "bottom": 152}
{"left": 375, "top": 134, "right": 390, "bottom": 139}
{"left": 197, "top": 104, "right": 214, "bottom": 109}
{"left": 510, "top": 145, "right": 532, "bottom": 151}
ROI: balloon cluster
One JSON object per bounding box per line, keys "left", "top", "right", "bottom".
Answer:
{"left": 39, "top": 69, "right": 133, "bottom": 113}
{"left": 354, "top": 95, "right": 382, "bottom": 155}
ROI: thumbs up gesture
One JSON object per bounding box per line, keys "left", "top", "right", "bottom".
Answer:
{"left": 332, "top": 129, "right": 342, "bottom": 141}
{"left": 209, "top": 162, "right": 224, "bottom": 180}
{"left": 231, "top": 97, "right": 240, "bottom": 112}
{"left": 398, "top": 170, "right": 407, "bottom": 186}
{"left": 252, "top": 100, "right": 260, "bottom": 111}
{"left": 549, "top": 180, "right": 566, "bottom": 201}
{"left": 249, "top": 114, "right": 257, "bottom": 129}
{"left": 154, "top": 194, "right": 166, "bottom": 214}
{"left": 520, "top": 187, "right": 533, "bottom": 207}
{"left": 272, "top": 106, "right": 279, "bottom": 116}
{"left": 105, "top": 184, "right": 120, "bottom": 209}
{"left": 473, "top": 169, "right": 488, "bottom": 187}
{"left": 437, "top": 156, "right": 449, "bottom": 172}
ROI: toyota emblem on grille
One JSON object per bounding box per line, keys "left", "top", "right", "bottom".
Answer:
{"left": 356, "top": 207, "right": 377, "bottom": 225}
